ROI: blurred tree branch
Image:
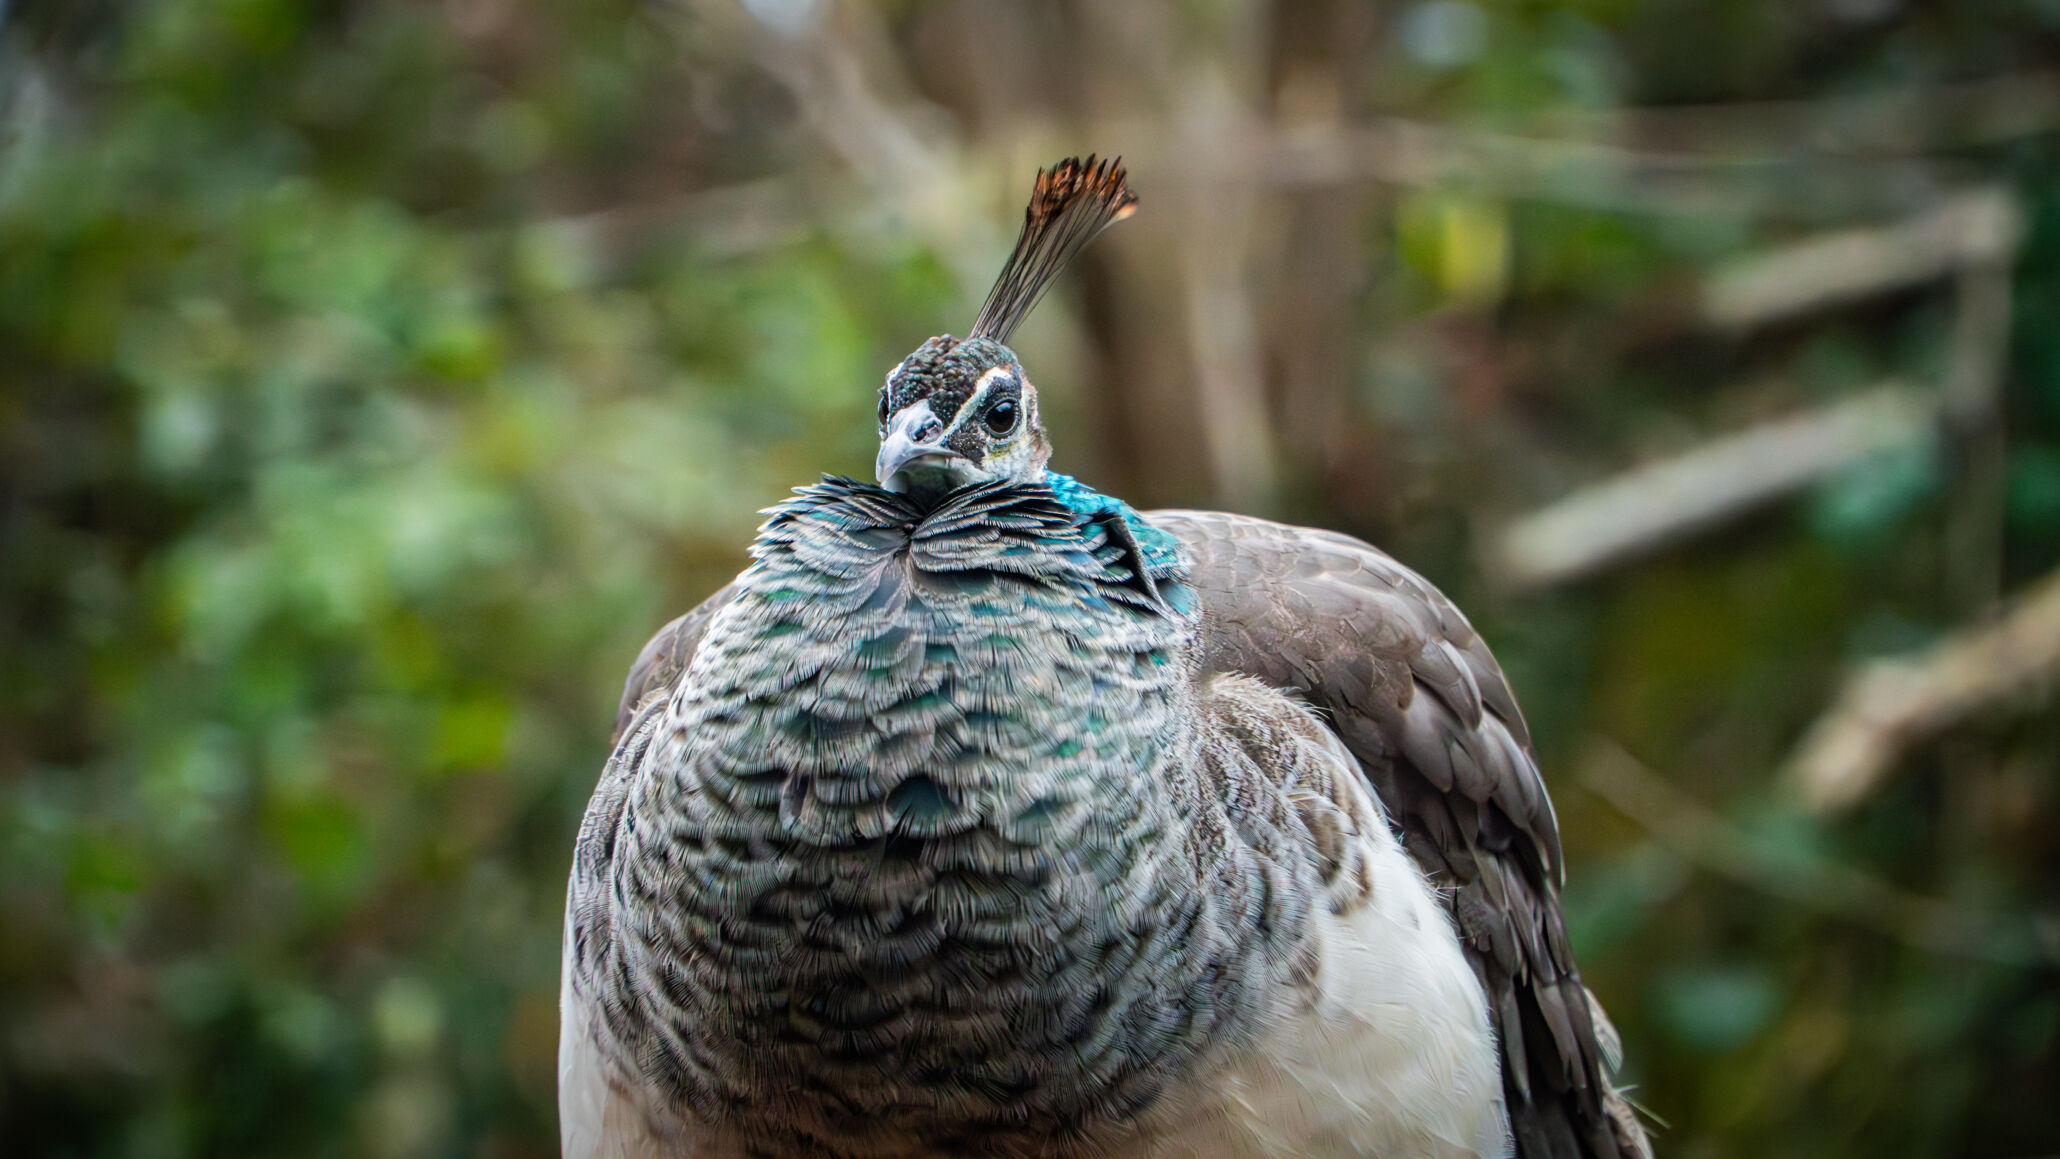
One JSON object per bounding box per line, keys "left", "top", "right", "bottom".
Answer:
{"left": 1700, "top": 188, "right": 2022, "bottom": 330}
{"left": 1491, "top": 385, "right": 1938, "bottom": 590}
{"left": 1581, "top": 741, "right": 2053, "bottom": 965}
{"left": 1111, "top": 114, "right": 1980, "bottom": 222}
{"left": 1489, "top": 186, "right": 2021, "bottom": 590}
{"left": 1783, "top": 567, "right": 2060, "bottom": 815}
{"left": 668, "top": 0, "right": 999, "bottom": 298}
{"left": 1541, "top": 70, "right": 2060, "bottom": 158}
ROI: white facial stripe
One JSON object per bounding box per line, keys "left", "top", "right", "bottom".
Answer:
{"left": 939, "top": 366, "right": 1015, "bottom": 440}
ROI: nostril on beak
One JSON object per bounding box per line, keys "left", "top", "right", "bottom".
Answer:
{"left": 914, "top": 417, "right": 942, "bottom": 442}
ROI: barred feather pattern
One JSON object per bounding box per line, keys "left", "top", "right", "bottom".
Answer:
{"left": 566, "top": 479, "right": 1355, "bottom": 1157}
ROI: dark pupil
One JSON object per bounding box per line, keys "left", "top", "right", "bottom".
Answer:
{"left": 984, "top": 399, "right": 1019, "bottom": 435}
{"left": 877, "top": 392, "right": 890, "bottom": 424}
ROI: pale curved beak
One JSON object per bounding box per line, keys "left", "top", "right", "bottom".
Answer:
{"left": 877, "top": 402, "right": 970, "bottom": 492}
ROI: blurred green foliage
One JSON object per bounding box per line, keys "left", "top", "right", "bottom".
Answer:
{"left": 0, "top": 2, "right": 954, "bottom": 1154}
{"left": 3, "top": 1, "right": 2058, "bottom": 1157}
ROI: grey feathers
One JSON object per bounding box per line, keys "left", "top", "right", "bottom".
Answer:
{"left": 573, "top": 480, "right": 1647, "bottom": 1159}
{"left": 570, "top": 479, "right": 1333, "bottom": 1157}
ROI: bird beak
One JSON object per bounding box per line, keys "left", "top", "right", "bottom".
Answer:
{"left": 876, "top": 402, "right": 969, "bottom": 492}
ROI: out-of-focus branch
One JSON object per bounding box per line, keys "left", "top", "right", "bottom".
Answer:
{"left": 1202, "top": 70, "right": 2060, "bottom": 219}
{"left": 1700, "top": 187, "right": 2023, "bottom": 330}
{"left": 1544, "top": 70, "right": 2060, "bottom": 158}
{"left": 504, "top": 179, "right": 807, "bottom": 287}
{"left": 1783, "top": 567, "right": 2060, "bottom": 814}
{"left": 693, "top": 0, "right": 996, "bottom": 300}
{"left": 1493, "top": 187, "right": 2021, "bottom": 589}
{"left": 1113, "top": 114, "right": 1967, "bottom": 221}
{"left": 1491, "top": 385, "right": 1936, "bottom": 590}
{"left": 498, "top": 62, "right": 2039, "bottom": 290}
{"left": 1581, "top": 740, "right": 2049, "bottom": 964}
{"left": 1940, "top": 260, "right": 2017, "bottom": 615}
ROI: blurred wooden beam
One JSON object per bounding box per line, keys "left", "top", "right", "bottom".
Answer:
{"left": 1490, "top": 385, "right": 1937, "bottom": 591}
{"left": 1783, "top": 567, "right": 2060, "bottom": 815}
{"left": 1700, "top": 187, "right": 2023, "bottom": 330}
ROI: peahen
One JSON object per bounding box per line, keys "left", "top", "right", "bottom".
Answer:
{"left": 559, "top": 156, "right": 1650, "bottom": 1159}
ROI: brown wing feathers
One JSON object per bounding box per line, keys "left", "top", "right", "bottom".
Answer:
{"left": 1148, "top": 508, "right": 1639, "bottom": 1159}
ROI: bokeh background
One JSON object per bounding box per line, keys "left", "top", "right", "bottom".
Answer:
{"left": 5, "top": 0, "right": 2060, "bottom": 1156}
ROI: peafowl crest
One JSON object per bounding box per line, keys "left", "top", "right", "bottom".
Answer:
{"left": 560, "top": 156, "right": 1651, "bottom": 1159}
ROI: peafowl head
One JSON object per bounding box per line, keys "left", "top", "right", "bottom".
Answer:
{"left": 876, "top": 155, "right": 1136, "bottom": 500}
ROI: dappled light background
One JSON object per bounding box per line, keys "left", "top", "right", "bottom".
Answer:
{"left": 4, "top": 1, "right": 2059, "bottom": 1156}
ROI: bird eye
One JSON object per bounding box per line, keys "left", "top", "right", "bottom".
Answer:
{"left": 984, "top": 399, "right": 1019, "bottom": 435}
{"left": 877, "top": 392, "right": 890, "bottom": 425}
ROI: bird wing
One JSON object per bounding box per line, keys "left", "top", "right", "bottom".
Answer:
{"left": 1147, "top": 508, "right": 1643, "bottom": 1159}
{"left": 567, "top": 581, "right": 745, "bottom": 1158}
{"left": 563, "top": 694, "right": 712, "bottom": 1159}
{"left": 609, "top": 582, "right": 740, "bottom": 748}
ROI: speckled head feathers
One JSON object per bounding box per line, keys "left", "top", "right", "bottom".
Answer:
{"left": 880, "top": 335, "right": 1010, "bottom": 432}
{"left": 874, "top": 156, "right": 1137, "bottom": 496}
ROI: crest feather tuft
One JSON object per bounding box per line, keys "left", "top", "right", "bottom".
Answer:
{"left": 971, "top": 155, "right": 1138, "bottom": 344}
